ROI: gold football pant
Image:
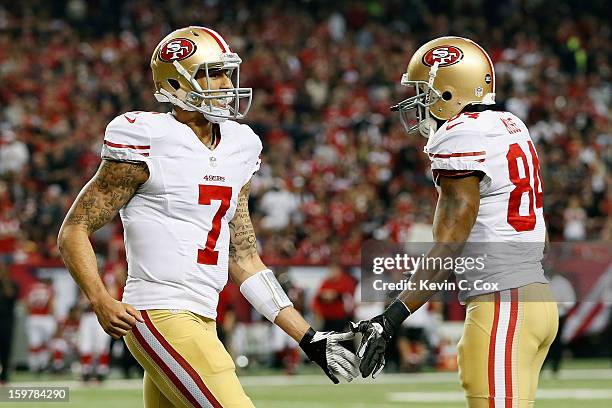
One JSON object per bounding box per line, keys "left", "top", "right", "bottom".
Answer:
{"left": 124, "top": 309, "right": 255, "bottom": 408}
{"left": 458, "top": 284, "right": 558, "bottom": 408}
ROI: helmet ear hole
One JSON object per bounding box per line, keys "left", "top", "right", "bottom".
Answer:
{"left": 442, "top": 91, "right": 452, "bottom": 101}
{"left": 168, "top": 79, "right": 180, "bottom": 90}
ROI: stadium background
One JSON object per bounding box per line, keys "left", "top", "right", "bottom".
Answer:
{"left": 0, "top": 0, "right": 610, "bottom": 407}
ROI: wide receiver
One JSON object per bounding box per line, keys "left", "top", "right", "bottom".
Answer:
{"left": 354, "top": 37, "right": 558, "bottom": 408}
{"left": 58, "top": 26, "right": 358, "bottom": 407}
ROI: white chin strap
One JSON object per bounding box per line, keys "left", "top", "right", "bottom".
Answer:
{"left": 204, "top": 113, "right": 229, "bottom": 123}
{"left": 155, "top": 88, "right": 231, "bottom": 123}
{"left": 419, "top": 117, "right": 438, "bottom": 138}
{"left": 419, "top": 61, "right": 440, "bottom": 138}
{"left": 200, "top": 106, "right": 231, "bottom": 124}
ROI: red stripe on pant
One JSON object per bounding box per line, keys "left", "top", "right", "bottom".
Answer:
{"left": 132, "top": 324, "right": 202, "bottom": 408}
{"left": 141, "top": 311, "right": 223, "bottom": 408}
{"left": 504, "top": 289, "right": 519, "bottom": 408}
{"left": 488, "top": 292, "right": 500, "bottom": 408}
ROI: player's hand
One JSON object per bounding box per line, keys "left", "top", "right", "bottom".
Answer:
{"left": 299, "top": 327, "right": 359, "bottom": 384}
{"left": 352, "top": 299, "right": 411, "bottom": 378}
{"left": 92, "top": 296, "right": 144, "bottom": 339}
{"left": 351, "top": 315, "right": 394, "bottom": 378}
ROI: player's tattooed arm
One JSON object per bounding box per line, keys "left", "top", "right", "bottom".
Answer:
{"left": 58, "top": 159, "right": 147, "bottom": 337}
{"left": 228, "top": 179, "right": 267, "bottom": 284}
{"left": 62, "top": 160, "right": 149, "bottom": 234}
{"left": 228, "top": 181, "right": 331, "bottom": 348}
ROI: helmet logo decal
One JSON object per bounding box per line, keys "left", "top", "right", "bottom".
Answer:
{"left": 159, "top": 38, "right": 196, "bottom": 62}
{"left": 485, "top": 74, "right": 492, "bottom": 84}
{"left": 422, "top": 46, "right": 464, "bottom": 67}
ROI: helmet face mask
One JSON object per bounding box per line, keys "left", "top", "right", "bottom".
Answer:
{"left": 183, "top": 56, "right": 252, "bottom": 120}
{"left": 393, "top": 36, "right": 495, "bottom": 137}
{"left": 394, "top": 74, "right": 443, "bottom": 138}
{"left": 151, "top": 27, "right": 252, "bottom": 123}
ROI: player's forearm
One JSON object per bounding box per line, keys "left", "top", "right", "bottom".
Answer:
{"left": 229, "top": 253, "right": 308, "bottom": 340}
{"left": 274, "top": 307, "right": 310, "bottom": 342}
{"left": 228, "top": 250, "right": 267, "bottom": 285}
{"left": 231, "top": 249, "right": 303, "bottom": 337}
{"left": 228, "top": 179, "right": 308, "bottom": 339}
{"left": 57, "top": 225, "right": 112, "bottom": 306}
{"left": 231, "top": 261, "right": 309, "bottom": 341}
{"left": 398, "top": 243, "right": 458, "bottom": 312}
{"left": 394, "top": 176, "right": 479, "bottom": 315}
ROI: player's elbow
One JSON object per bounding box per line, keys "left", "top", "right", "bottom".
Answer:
{"left": 57, "top": 224, "right": 87, "bottom": 255}
{"left": 433, "top": 216, "right": 476, "bottom": 243}
{"left": 433, "top": 201, "right": 478, "bottom": 242}
{"left": 57, "top": 226, "right": 70, "bottom": 255}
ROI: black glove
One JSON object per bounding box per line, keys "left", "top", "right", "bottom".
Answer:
{"left": 352, "top": 299, "right": 411, "bottom": 378}
{"left": 299, "top": 327, "right": 359, "bottom": 384}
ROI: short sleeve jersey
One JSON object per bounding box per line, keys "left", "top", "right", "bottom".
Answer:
{"left": 101, "top": 111, "right": 262, "bottom": 318}
{"left": 425, "top": 110, "right": 548, "bottom": 301}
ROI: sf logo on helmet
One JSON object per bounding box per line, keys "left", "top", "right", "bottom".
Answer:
{"left": 422, "top": 46, "right": 464, "bottom": 67}
{"left": 159, "top": 38, "right": 197, "bottom": 62}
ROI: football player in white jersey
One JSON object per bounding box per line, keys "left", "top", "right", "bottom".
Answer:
{"left": 354, "top": 37, "right": 558, "bottom": 408}
{"left": 58, "top": 26, "right": 358, "bottom": 407}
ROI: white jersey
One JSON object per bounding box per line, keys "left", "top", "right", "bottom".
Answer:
{"left": 101, "top": 111, "right": 262, "bottom": 319}
{"left": 426, "top": 110, "right": 548, "bottom": 302}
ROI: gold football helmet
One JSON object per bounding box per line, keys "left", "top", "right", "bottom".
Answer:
{"left": 151, "top": 26, "right": 252, "bottom": 123}
{"left": 392, "top": 36, "right": 495, "bottom": 137}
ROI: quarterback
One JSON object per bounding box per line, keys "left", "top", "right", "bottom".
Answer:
{"left": 58, "top": 26, "right": 358, "bottom": 408}
{"left": 354, "top": 37, "right": 558, "bottom": 408}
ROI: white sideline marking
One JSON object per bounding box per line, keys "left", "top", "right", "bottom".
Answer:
{"left": 239, "top": 368, "right": 612, "bottom": 386}
{"left": 11, "top": 368, "right": 612, "bottom": 389}
{"left": 536, "top": 389, "right": 612, "bottom": 399}
{"left": 239, "top": 372, "right": 457, "bottom": 386}
{"left": 388, "top": 389, "right": 612, "bottom": 402}
{"left": 388, "top": 392, "right": 464, "bottom": 402}
{"left": 556, "top": 369, "right": 612, "bottom": 380}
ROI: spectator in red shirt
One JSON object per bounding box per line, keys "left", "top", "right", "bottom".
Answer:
{"left": 312, "top": 264, "right": 357, "bottom": 333}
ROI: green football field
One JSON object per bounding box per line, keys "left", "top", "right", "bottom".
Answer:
{"left": 4, "top": 359, "right": 611, "bottom": 407}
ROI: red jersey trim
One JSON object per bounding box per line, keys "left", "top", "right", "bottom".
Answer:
{"left": 104, "top": 140, "right": 150, "bottom": 150}
{"left": 429, "top": 151, "right": 486, "bottom": 159}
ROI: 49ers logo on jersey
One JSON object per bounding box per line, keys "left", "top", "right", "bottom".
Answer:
{"left": 422, "top": 46, "right": 464, "bottom": 67}
{"left": 159, "top": 38, "right": 196, "bottom": 62}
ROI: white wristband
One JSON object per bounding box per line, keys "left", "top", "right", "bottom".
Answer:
{"left": 240, "top": 269, "right": 293, "bottom": 323}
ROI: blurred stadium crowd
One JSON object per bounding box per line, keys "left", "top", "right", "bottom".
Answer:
{"left": 0, "top": 0, "right": 610, "bottom": 380}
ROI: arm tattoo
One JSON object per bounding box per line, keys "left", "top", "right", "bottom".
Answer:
{"left": 228, "top": 181, "right": 259, "bottom": 263}
{"left": 64, "top": 160, "right": 149, "bottom": 234}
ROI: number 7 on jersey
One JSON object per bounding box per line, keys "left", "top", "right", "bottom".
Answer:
{"left": 197, "top": 185, "right": 232, "bottom": 265}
